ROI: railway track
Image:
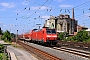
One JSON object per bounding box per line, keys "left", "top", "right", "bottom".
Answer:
{"left": 57, "top": 40, "right": 90, "bottom": 51}
{"left": 17, "top": 40, "right": 61, "bottom": 60}
{"left": 16, "top": 39, "right": 90, "bottom": 60}
{"left": 53, "top": 47, "right": 90, "bottom": 59}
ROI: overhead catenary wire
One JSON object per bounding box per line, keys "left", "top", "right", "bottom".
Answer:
{"left": 17, "top": 0, "right": 49, "bottom": 20}
{"left": 73, "top": 0, "right": 90, "bottom": 9}
{"left": 26, "top": 0, "right": 50, "bottom": 29}
{"left": 32, "top": 0, "right": 54, "bottom": 19}
{"left": 30, "top": 0, "right": 54, "bottom": 29}
{"left": 14, "top": 0, "right": 90, "bottom": 33}
{"left": 16, "top": 0, "right": 90, "bottom": 21}
{"left": 16, "top": 0, "right": 39, "bottom": 14}
{"left": 1, "top": 0, "right": 90, "bottom": 20}
{"left": 20, "top": 0, "right": 90, "bottom": 24}
{"left": 27, "top": 0, "right": 49, "bottom": 18}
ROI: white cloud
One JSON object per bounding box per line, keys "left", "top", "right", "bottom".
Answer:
{"left": 58, "top": 0, "right": 65, "bottom": 2}
{"left": 59, "top": 4, "right": 73, "bottom": 8}
{"left": 22, "top": 0, "right": 32, "bottom": 5}
{"left": 31, "top": 6, "right": 48, "bottom": 10}
{"left": 0, "top": 2, "right": 15, "bottom": 8}
{"left": 22, "top": 2, "right": 29, "bottom": 5}
{"left": 40, "top": 6, "right": 47, "bottom": 10}
{"left": 35, "top": 12, "right": 44, "bottom": 14}
{"left": 83, "top": 13, "right": 90, "bottom": 19}
{"left": 0, "top": 9, "right": 6, "bottom": 11}
{"left": 54, "top": 0, "right": 65, "bottom": 2}
{"left": 85, "top": 13, "right": 90, "bottom": 16}
{"left": 3, "top": 25, "right": 6, "bottom": 26}
{"left": 13, "top": 10, "right": 20, "bottom": 13}
{"left": 31, "top": 6, "right": 38, "bottom": 10}
{"left": 41, "top": 16, "right": 50, "bottom": 20}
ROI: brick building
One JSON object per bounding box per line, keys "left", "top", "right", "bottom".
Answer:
{"left": 77, "top": 25, "right": 88, "bottom": 32}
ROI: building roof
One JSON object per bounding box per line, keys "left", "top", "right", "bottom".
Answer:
{"left": 86, "top": 29, "right": 90, "bottom": 31}
{"left": 77, "top": 25, "right": 88, "bottom": 29}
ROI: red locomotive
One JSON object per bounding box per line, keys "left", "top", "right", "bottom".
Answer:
{"left": 19, "top": 27, "right": 57, "bottom": 45}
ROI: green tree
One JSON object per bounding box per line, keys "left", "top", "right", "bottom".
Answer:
{"left": 1, "top": 30, "right": 12, "bottom": 42}
{"left": 11, "top": 33, "right": 16, "bottom": 38}
{"left": 58, "top": 32, "right": 65, "bottom": 40}
{"left": 76, "top": 30, "right": 89, "bottom": 42}
{"left": 67, "top": 30, "right": 89, "bottom": 42}
{"left": 0, "top": 44, "right": 4, "bottom": 53}
{"left": 0, "top": 30, "right": 3, "bottom": 35}
{"left": 87, "top": 36, "right": 90, "bottom": 43}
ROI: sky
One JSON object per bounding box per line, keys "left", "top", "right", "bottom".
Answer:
{"left": 0, "top": 0, "right": 90, "bottom": 34}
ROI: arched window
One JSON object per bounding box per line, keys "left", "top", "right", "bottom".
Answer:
{"left": 51, "top": 23, "right": 54, "bottom": 28}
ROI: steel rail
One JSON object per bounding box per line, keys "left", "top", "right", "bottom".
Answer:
{"left": 17, "top": 40, "right": 61, "bottom": 60}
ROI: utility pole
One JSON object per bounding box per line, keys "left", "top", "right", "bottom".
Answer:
{"left": 16, "top": 30, "right": 18, "bottom": 47}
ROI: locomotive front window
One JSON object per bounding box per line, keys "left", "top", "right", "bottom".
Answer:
{"left": 46, "top": 30, "right": 51, "bottom": 34}
{"left": 52, "top": 29, "right": 56, "bottom": 34}
{"left": 46, "top": 29, "right": 56, "bottom": 34}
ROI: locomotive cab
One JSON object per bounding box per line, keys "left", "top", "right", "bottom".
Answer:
{"left": 45, "top": 28, "right": 57, "bottom": 45}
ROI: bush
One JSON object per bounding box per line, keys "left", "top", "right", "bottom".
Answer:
{"left": 76, "top": 30, "right": 89, "bottom": 42}
{"left": 86, "top": 36, "right": 90, "bottom": 43}
{"left": 58, "top": 32, "right": 65, "bottom": 40}
{"left": 66, "top": 30, "right": 89, "bottom": 42}
{"left": 0, "top": 53, "right": 3, "bottom": 60}
{"left": 66, "top": 37, "right": 72, "bottom": 41}
{"left": 0, "top": 44, "right": 4, "bottom": 53}
{"left": 0, "top": 44, "right": 9, "bottom": 60}
{"left": 1, "top": 30, "right": 12, "bottom": 42}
